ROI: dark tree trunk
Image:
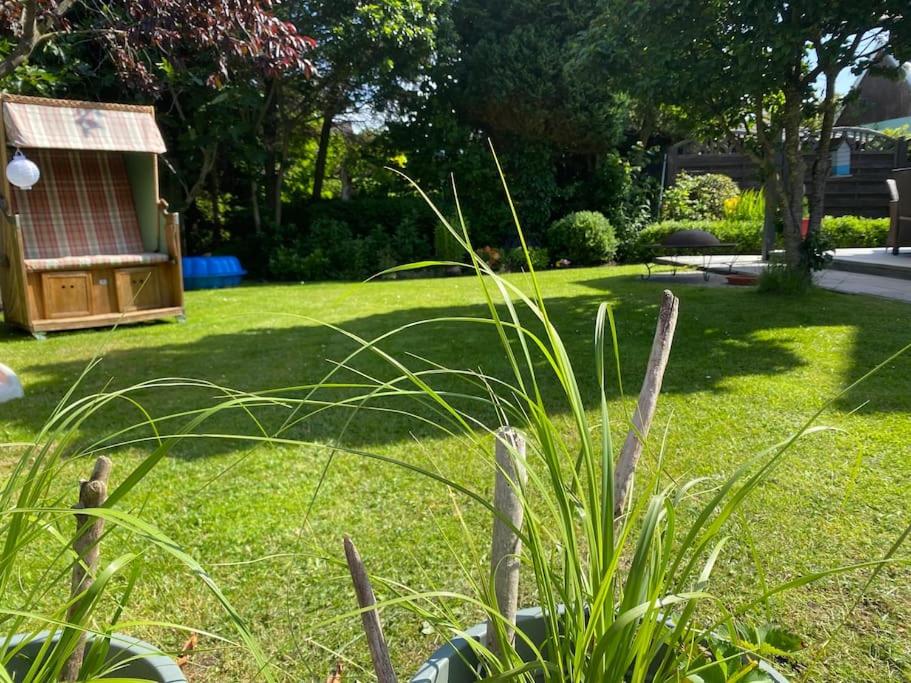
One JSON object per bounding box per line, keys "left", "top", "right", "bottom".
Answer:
{"left": 209, "top": 166, "right": 222, "bottom": 250}
{"left": 312, "top": 109, "right": 335, "bottom": 200}
{"left": 251, "top": 180, "right": 262, "bottom": 236}
{"left": 807, "top": 71, "right": 838, "bottom": 240}
{"left": 262, "top": 77, "right": 282, "bottom": 225}
{"left": 780, "top": 88, "right": 805, "bottom": 270}
{"left": 748, "top": 92, "right": 780, "bottom": 262}
{"left": 274, "top": 143, "right": 287, "bottom": 227}
{"left": 272, "top": 117, "right": 290, "bottom": 228}
{"left": 340, "top": 162, "right": 352, "bottom": 201}
{"left": 762, "top": 176, "right": 778, "bottom": 261}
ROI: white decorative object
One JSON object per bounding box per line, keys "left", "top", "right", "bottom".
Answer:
{"left": 6, "top": 149, "right": 40, "bottom": 190}
{"left": 0, "top": 363, "right": 24, "bottom": 403}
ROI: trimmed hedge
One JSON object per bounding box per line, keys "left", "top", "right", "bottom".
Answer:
{"left": 631, "top": 215, "right": 890, "bottom": 260}
{"left": 634, "top": 220, "right": 764, "bottom": 256}
{"left": 820, "top": 215, "right": 889, "bottom": 248}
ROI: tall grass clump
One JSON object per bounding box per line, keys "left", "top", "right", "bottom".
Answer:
{"left": 724, "top": 188, "right": 765, "bottom": 221}
{"left": 275, "top": 148, "right": 910, "bottom": 682}
{"left": 0, "top": 367, "right": 276, "bottom": 682}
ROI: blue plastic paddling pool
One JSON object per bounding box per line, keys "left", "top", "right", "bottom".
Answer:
{"left": 182, "top": 256, "right": 247, "bottom": 290}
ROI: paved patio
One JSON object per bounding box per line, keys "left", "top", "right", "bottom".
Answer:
{"left": 830, "top": 247, "right": 911, "bottom": 280}
{"left": 815, "top": 269, "right": 911, "bottom": 303}
{"left": 650, "top": 250, "right": 911, "bottom": 304}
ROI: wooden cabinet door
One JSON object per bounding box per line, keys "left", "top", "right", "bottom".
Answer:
{"left": 41, "top": 272, "right": 92, "bottom": 319}
{"left": 115, "top": 267, "right": 161, "bottom": 312}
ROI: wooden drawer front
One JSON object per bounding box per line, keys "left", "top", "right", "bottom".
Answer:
{"left": 116, "top": 267, "right": 161, "bottom": 312}
{"left": 41, "top": 272, "right": 92, "bottom": 319}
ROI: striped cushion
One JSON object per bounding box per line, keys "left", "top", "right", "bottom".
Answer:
{"left": 24, "top": 252, "right": 169, "bottom": 272}
{"left": 10, "top": 149, "right": 146, "bottom": 260}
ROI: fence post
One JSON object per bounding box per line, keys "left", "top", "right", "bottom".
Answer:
{"left": 896, "top": 137, "right": 909, "bottom": 168}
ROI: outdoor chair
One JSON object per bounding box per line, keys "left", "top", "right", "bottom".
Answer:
{"left": 0, "top": 95, "right": 184, "bottom": 336}
{"left": 887, "top": 168, "right": 911, "bottom": 255}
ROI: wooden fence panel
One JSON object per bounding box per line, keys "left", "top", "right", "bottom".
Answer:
{"left": 666, "top": 147, "right": 902, "bottom": 218}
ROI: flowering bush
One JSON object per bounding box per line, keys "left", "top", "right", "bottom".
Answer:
{"left": 662, "top": 172, "right": 741, "bottom": 220}
{"left": 475, "top": 246, "right": 503, "bottom": 270}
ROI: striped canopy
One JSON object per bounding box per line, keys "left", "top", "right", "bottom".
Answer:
{"left": 3, "top": 96, "right": 166, "bottom": 154}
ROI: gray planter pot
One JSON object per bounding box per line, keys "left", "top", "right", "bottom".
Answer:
{"left": 4, "top": 632, "right": 186, "bottom": 682}
{"left": 411, "top": 607, "right": 789, "bottom": 683}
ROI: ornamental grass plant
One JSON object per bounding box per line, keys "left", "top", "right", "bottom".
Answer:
{"left": 294, "top": 151, "right": 910, "bottom": 682}
{"left": 0, "top": 362, "right": 274, "bottom": 682}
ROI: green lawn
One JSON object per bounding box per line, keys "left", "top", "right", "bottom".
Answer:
{"left": 2, "top": 266, "right": 910, "bottom": 682}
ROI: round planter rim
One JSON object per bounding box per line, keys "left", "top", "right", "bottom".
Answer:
{"left": 410, "top": 606, "right": 789, "bottom": 683}
{"left": 5, "top": 630, "right": 187, "bottom": 683}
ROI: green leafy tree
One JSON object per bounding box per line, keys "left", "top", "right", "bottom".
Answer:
{"left": 590, "top": 0, "right": 911, "bottom": 273}
{"left": 390, "top": 0, "right": 639, "bottom": 245}
{"left": 0, "top": 0, "right": 316, "bottom": 250}
{"left": 450, "top": 0, "right": 629, "bottom": 152}
{"left": 294, "top": 0, "right": 445, "bottom": 199}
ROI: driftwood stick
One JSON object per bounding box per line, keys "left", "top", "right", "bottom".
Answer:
{"left": 61, "top": 456, "right": 112, "bottom": 682}
{"left": 613, "top": 290, "right": 679, "bottom": 518}
{"left": 343, "top": 536, "right": 397, "bottom": 683}
{"left": 488, "top": 427, "right": 527, "bottom": 654}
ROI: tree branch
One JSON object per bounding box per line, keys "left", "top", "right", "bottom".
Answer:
{"left": 183, "top": 141, "right": 219, "bottom": 208}
{"left": 0, "top": 0, "right": 40, "bottom": 80}
{"left": 614, "top": 290, "right": 679, "bottom": 517}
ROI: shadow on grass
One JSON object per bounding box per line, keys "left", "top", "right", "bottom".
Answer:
{"left": 578, "top": 273, "right": 911, "bottom": 415}
{"left": 0, "top": 276, "right": 820, "bottom": 459}
{"left": 2, "top": 271, "right": 908, "bottom": 462}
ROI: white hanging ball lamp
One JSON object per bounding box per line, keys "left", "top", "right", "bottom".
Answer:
{"left": 6, "top": 149, "right": 40, "bottom": 190}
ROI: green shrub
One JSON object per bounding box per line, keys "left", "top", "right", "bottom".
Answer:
{"left": 267, "top": 216, "right": 431, "bottom": 282}
{"left": 631, "top": 214, "right": 889, "bottom": 262}
{"left": 546, "top": 211, "right": 617, "bottom": 265}
{"left": 821, "top": 215, "right": 889, "bottom": 248}
{"left": 802, "top": 228, "right": 835, "bottom": 272}
{"left": 662, "top": 172, "right": 741, "bottom": 220}
{"left": 394, "top": 217, "right": 430, "bottom": 264}
{"left": 269, "top": 243, "right": 331, "bottom": 281}
{"left": 302, "top": 197, "right": 430, "bottom": 237}
{"left": 580, "top": 149, "right": 661, "bottom": 259}
{"left": 435, "top": 220, "right": 465, "bottom": 262}
{"left": 504, "top": 245, "right": 550, "bottom": 271}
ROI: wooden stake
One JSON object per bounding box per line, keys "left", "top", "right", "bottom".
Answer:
{"left": 61, "top": 456, "right": 112, "bottom": 682}
{"left": 343, "top": 536, "right": 397, "bottom": 683}
{"left": 488, "top": 427, "right": 527, "bottom": 654}
{"left": 613, "top": 290, "right": 679, "bottom": 517}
